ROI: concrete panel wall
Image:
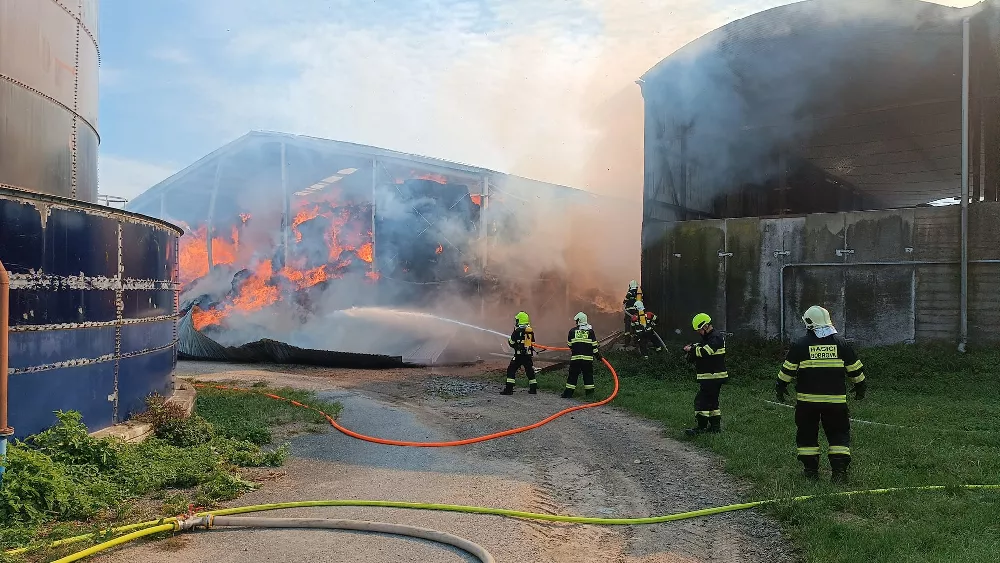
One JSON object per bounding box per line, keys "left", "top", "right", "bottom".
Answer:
{"left": 640, "top": 201, "right": 1000, "bottom": 345}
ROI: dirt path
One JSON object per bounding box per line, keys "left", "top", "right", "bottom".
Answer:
{"left": 95, "top": 362, "right": 794, "bottom": 563}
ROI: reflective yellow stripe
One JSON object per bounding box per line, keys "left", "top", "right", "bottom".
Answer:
{"left": 848, "top": 373, "right": 866, "bottom": 384}
{"left": 528, "top": 379, "right": 537, "bottom": 384}
{"left": 565, "top": 384, "right": 577, "bottom": 389}
{"left": 506, "top": 378, "right": 516, "bottom": 383}
{"left": 782, "top": 361, "right": 798, "bottom": 371}
{"left": 571, "top": 355, "right": 594, "bottom": 360}
{"left": 799, "top": 359, "right": 846, "bottom": 369}
{"left": 583, "top": 385, "right": 595, "bottom": 390}
{"left": 846, "top": 361, "right": 863, "bottom": 373}
{"left": 712, "top": 347, "right": 726, "bottom": 355}
{"left": 702, "top": 345, "right": 715, "bottom": 355}
{"left": 695, "top": 347, "right": 703, "bottom": 358}
{"left": 797, "top": 447, "right": 820, "bottom": 456}
{"left": 829, "top": 446, "right": 851, "bottom": 456}
{"left": 796, "top": 393, "right": 847, "bottom": 403}
{"left": 709, "top": 410, "right": 721, "bottom": 416}
{"left": 778, "top": 372, "right": 794, "bottom": 383}
{"left": 569, "top": 339, "right": 597, "bottom": 344}
{"left": 697, "top": 372, "right": 729, "bottom": 380}
{"left": 695, "top": 410, "right": 712, "bottom": 416}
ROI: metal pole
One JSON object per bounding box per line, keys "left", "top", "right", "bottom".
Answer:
{"left": 206, "top": 159, "right": 223, "bottom": 271}
{"left": 371, "top": 157, "right": 378, "bottom": 276}
{"left": 479, "top": 175, "right": 490, "bottom": 321}
{"left": 280, "top": 142, "right": 290, "bottom": 268}
{"left": 960, "top": 16, "right": 970, "bottom": 353}
{"left": 0, "top": 259, "right": 13, "bottom": 488}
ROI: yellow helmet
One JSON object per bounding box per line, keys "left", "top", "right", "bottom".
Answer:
{"left": 692, "top": 313, "right": 712, "bottom": 331}
{"left": 515, "top": 311, "right": 530, "bottom": 326}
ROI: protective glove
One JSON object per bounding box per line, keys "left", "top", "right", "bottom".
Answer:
{"left": 775, "top": 381, "right": 788, "bottom": 403}
{"left": 853, "top": 380, "right": 867, "bottom": 401}
{"left": 594, "top": 350, "right": 602, "bottom": 361}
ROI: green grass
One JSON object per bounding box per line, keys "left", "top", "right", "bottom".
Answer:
{"left": 0, "top": 384, "right": 340, "bottom": 562}
{"left": 525, "top": 342, "right": 1000, "bottom": 563}
{"left": 193, "top": 382, "right": 342, "bottom": 445}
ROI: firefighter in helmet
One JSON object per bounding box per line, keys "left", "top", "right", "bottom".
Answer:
{"left": 683, "top": 313, "right": 727, "bottom": 435}
{"left": 776, "top": 305, "right": 866, "bottom": 483}
{"left": 623, "top": 280, "right": 642, "bottom": 333}
{"left": 502, "top": 311, "right": 537, "bottom": 395}
{"left": 629, "top": 301, "right": 661, "bottom": 358}
{"left": 563, "top": 312, "right": 600, "bottom": 399}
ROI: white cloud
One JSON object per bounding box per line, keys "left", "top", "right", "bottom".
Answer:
{"left": 163, "top": 0, "right": 983, "bottom": 202}
{"left": 98, "top": 154, "right": 178, "bottom": 202}
{"left": 150, "top": 47, "right": 193, "bottom": 65}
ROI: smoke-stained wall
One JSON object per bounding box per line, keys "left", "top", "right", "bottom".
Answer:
{"left": 642, "top": 202, "right": 1000, "bottom": 347}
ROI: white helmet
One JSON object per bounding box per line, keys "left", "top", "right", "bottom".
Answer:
{"left": 802, "top": 305, "right": 833, "bottom": 330}
{"left": 634, "top": 300, "right": 645, "bottom": 312}
{"left": 629, "top": 280, "right": 638, "bottom": 290}
{"left": 574, "top": 312, "right": 588, "bottom": 326}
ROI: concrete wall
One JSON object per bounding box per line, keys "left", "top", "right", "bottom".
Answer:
{"left": 641, "top": 202, "right": 1000, "bottom": 345}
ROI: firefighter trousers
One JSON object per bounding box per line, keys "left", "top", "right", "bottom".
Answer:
{"left": 565, "top": 359, "right": 595, "bottom": 394}
{"left": 694, "top": 379, "right": 725, "bottom": 430}
{"left": 795, "top": 402, "right": 851, "bottom": 472}
{"left": 505, "top": 355, "right": 536, "bottom": 386}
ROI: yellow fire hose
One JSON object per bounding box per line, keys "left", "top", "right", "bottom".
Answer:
{"left": 13, "top": 484, "right": 997, "bottom": 562}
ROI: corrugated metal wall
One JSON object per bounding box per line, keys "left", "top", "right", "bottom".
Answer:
{"left": 641, "top": 202, "right": 1000, "bottom": 345}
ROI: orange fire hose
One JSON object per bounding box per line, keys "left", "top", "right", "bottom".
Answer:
{"left": 193, "top": 344, "right": 619, "bottom": 447}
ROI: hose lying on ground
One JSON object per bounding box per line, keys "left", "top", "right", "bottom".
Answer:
{"left": 29, "top": 484, "right": 1000, "bottom": 562}
{"left": 193, "top": 343, "right": 620, "bottom": 448}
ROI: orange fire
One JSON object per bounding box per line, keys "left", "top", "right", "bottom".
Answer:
{"left": 231, "top": 259, "right": 280, "bottom": 312}
{"left": 292, "top": 206, "right": 322, "bottom": 243}
{"left": 240, "top": 212, "right": 251, "bottom": 223}
{"left": 356, "top": 242, "right": 374, "bottom": 263}
{"left": 463, "top": 264, "right": 469, "bottom": 273}
{"left": 178, "top": 226, "right": 210, "bottom": 286}
{"left": 470, "top": 194, "right": 482, "bottom": 206}
{"left": 413, "top": 172, "right": 448, "bottom": 184}
{"left": 280, "top": 263, "right": 328, "bottom": 290}
{"left": 435, "top": 244, "right": 443, "bottom": 255}
{"left": 366, "top": 270, "right": 381, "bottom": 281}
{"left": 191, "top": 305, "right": 227, "bottom": 331}
{"left": 211, "top": 233, "right": 236, "bottom": 266}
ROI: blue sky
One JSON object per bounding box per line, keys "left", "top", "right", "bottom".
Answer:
{"left": 96, "top": 0, "right": 978, "bottom": 203}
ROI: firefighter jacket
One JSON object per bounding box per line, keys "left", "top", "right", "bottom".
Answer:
{"left": 623, "top": 289, "right": 639, "bottom": 311}
{"left": 509, "top": 325, "right": 535, "bottom": 356}
{"left": 686, "top": 329, "right": 727, "bottom": 380}
{"left": 630, "top": 312, "right": 657, "bottom": 332}
{"left": 778, "top": 333, "right": 865, "bottom": 403}
{"left": 568, "top": 324, "right": 599, "bottom": 361}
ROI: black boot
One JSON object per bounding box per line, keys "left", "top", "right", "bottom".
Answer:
{"left": 708, "top": 415, "right": 721, "bottom": 433}
{"left": 685, "top": 415, "right": 709, "bottom": 436}
{"left": 500, "top": 383, "right": 514, "bottom": 395}
{"left": 528, "top": 383, "right": 538, "bottom": 395}
{"left": 561, "top": 388, "right": 574, "bottom": 399}
{"left": 831, "top": 458, "right": 850, "bottom": 485}
{"left": 800, "top": 456, "right": 820, "bottom": 480}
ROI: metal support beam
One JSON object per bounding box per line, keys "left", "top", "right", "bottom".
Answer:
{"left": 205, "top": 158, "right": 224, "bottom": 272}
{"left": 480, "top": 175, "right": 489, "bottom": 320}
{"left": 280, "top": 142, "right": 290, "bottom": 268}
{"left": 371, "top": 157, "right": 378, "bottom": 274}
{"left": 960, "top": 16, "right": 970, "bottom": 353}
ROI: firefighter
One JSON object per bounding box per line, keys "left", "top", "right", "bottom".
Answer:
{"left": 776, "top": 305, "right": 866, "bottom": 484}
{"left": 501, "top": 311, "right": 537, "bottom": 395}
{"left": 623, "top": 280, "right": 642, "bottom": 333}
{"left": 629, "top": 301, "right": 661, "bottom": 357}
{"left": 683, "top": 313, "right": 727, "bottom": 435}
{"left": 562, "top": 312, "right": 600, "bottom": 399}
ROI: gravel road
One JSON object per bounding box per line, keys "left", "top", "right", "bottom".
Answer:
{"left": 94, "top": 361, "right": 794, "bottom": 563}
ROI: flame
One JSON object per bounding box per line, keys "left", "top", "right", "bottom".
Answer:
{"left": 292, "top": 206, "right": 322, "bottom": 243}
{"left": 356, "top": 242, "right": 373, "bottom": 263}
{"left": 435, "top": 244, "right": 443, "bottom": 255}
{"left": 191, "top": 305, "right": 227, "bottom": 331}
{"left": 366, "top": 270, "right": 381, "bottom": 281}
{"left": 470, "top": 194, "right": 482, "bottom": 206}
{"left": 240, "top": 212, "right": 251, "bottom": 223}
{"left": 412, "top": 171, "right": 448, "bottom": 184}
{"left": 463, "top": 264, "right": 469, "bottom": 273}
{"left": 212, "top": 233, "right": 236, "bottom": 266}
{"left": 280, "top": 263, "right": 328, "bottom": 290}
{"left": 231, "top": 259, "right": 280, "bottom": 312}
{"left": 178, "top": 226, "right": 210, "bottom": 286}
{"left": 232, "top": 226, "right": 240, "bottom": 251}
